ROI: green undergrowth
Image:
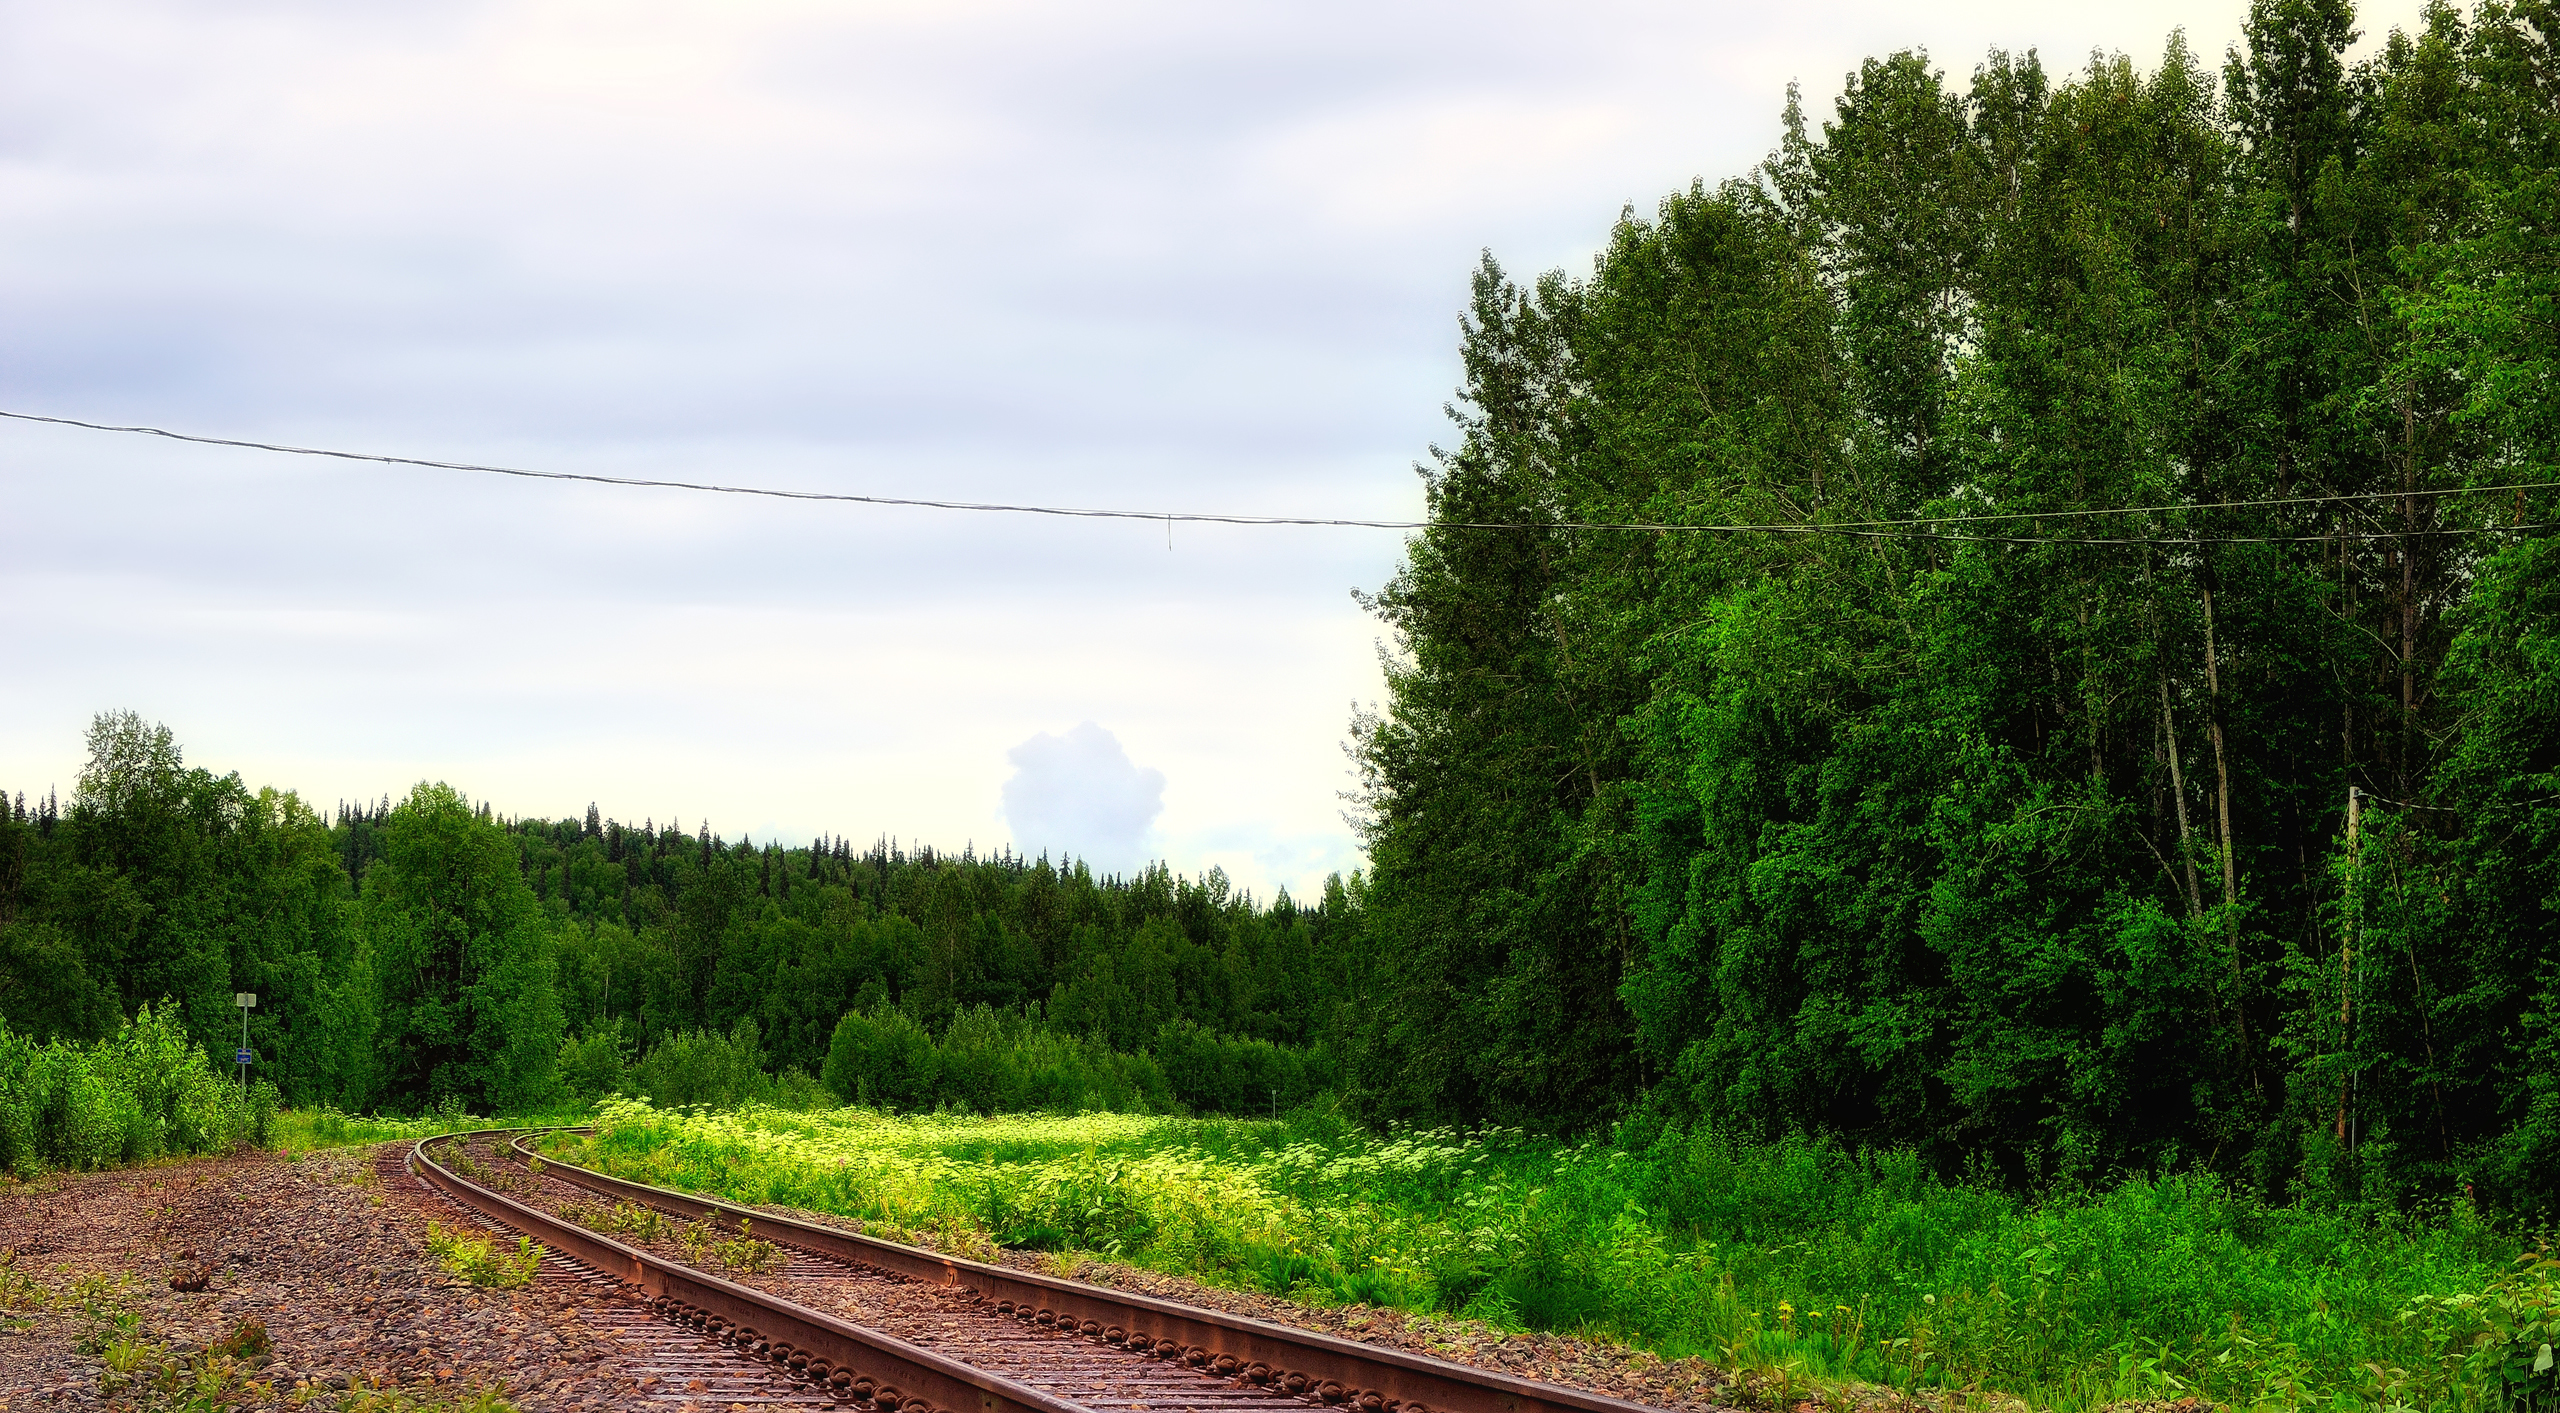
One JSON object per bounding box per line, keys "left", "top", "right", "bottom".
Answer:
{"left": 267, "top": 1108, "right": 454, "bottom": 1152}
{"left": 0, "top": 1008, "right": 278, "bottom": 1177}
{"left": 0, "top": 1015, "right": 595, "bottom": 1179}
{"left": 545, "top": 1098, "right": 2559, "bottom": 1412}
{"left": 267, "top": 1100, "right": 594, "bottom": 1155}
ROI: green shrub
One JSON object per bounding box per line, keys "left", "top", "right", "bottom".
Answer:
{"left": 1152, "top": 1020, "right": 1330, "bottom": 1115}
{"left": 822, "top": 1008, "right": 940, "bottom": 1110}
{"left": 767, "top": 1065, "right": 832, "bottom": 1111}
{"left": 0, "top": 1028, "right": 32, "bottom": 1171}
{"left": 819, "top": 1005, "right": 1182, "bottom": 1115}
{"left": 556, "top": 1019, "right": 630, "bottom": 1101}
{"left": 631, "top": 1019, "right": 773, "bottom": 1109}
{"left": 39, "top": 1050, "right": 122, "bottom": 1170}
{"left": 0, "top": 1005, "right": 265, "bottom": 1175}
{"left": 2409, "top": 1249, "right": 2560, "bottom": 1412}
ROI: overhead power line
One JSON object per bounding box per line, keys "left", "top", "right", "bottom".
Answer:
{"left": 5, "top": 408, "right": 2555, "bottom": 547}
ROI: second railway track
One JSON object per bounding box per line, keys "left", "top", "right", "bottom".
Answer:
{"left": 409, "top": 1130, "right": 1676, "bottom": 1413}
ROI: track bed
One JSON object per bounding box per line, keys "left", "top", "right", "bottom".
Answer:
{"left": 415, "top": 1132, "right": 1690, "bottom": 1413}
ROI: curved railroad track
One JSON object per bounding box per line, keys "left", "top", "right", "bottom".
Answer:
{"left": 404, "top": 1130, "right": 1674, "bottom": 1413}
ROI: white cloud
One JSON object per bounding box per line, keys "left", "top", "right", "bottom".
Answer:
{"left": 1000, "top": 723, "right": 1166, "bottom": 872}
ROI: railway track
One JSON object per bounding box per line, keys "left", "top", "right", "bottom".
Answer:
{"left": 404, "top": 1130, "right": 1674, "bottom": 1413}
{"left": 380, "top": 1138, "right": 843, "bottom": 1406}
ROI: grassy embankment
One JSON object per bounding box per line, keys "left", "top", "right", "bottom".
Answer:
{"left": 544, "top": 1099, "right": 2559, "bottom": 1413}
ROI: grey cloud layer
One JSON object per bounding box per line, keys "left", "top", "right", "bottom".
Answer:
{"left": 0, "top": 0, "right": 2401, "bottom": 898}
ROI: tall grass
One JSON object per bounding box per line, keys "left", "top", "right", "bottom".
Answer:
{"left": 269, "top": 1092, "right": 608, "bottom": 1151}
{"left": 267, "top": 1105, "right": 487, "bottom": 1150}
{"left": 549, "top": 1100, "right": 2560, "bottom": 1412}
{"left": 0, "top": 1006, "right": 277, "bottom": 1175}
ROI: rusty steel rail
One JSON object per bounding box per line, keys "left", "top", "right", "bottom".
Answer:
{"left": 510, "top": 1129, "right": 1670, "bottom": 1413}
{"left": 409, "top": 1131, "right": 1088, "bottom": 1413}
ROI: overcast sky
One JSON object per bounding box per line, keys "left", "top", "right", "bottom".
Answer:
{"left": 0, "top": 0, "right": 2428, "bottom": 900}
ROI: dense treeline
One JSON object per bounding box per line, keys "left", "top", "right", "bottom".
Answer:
{"left": 0, "top": 713, "right": 1358, "bottom": 1117}
{"left": 500, "top": 800, "right": 1360, "bottom": 1083}
{"left": 1347, "top": 0, "right": 2560, "bottom": 1210}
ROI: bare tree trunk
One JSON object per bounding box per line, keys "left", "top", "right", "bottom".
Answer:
{"left": 2339, "top": 524, "right": 2355, "bottom": 781}
{"left": 2200, "top": 577, "right": 2240, "bottom": 921}
{"left": 2200, "top": 568, "right": 2255, "bottom": 1090}
{"left": 2162, "top": 679, "right": 2203, "bottom": 920}
{"left": 2082, "top": 604, "right": 2104, "bottom": 784}
{"left": 2336, "top": 786, "right": 2361, "bottom": 1147}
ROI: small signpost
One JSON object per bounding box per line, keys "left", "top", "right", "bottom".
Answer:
{"left": 234, "top": 991, "right": 256, "bottom": 1087}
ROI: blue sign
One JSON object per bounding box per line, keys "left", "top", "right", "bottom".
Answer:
{"left": 236, "top": 1049, "right": 252, "bottom": 1065}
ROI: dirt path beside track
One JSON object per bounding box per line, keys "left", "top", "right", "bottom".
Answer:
{"left": 0, "top": 1146, "right": 653, "bottom": 1412}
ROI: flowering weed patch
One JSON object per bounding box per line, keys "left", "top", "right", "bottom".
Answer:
{"left": 424, "top": 1222, "right": 543, "bottom": 1289}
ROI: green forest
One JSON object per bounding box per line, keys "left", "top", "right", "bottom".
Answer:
{"left": 4, "top": 0, "right": 2559, "bottom": 1228}
{"left": 1348, "top": 0, "right": 2560, "bottom": 1218}
{"left": 0, "top": 713, "right": 1359, "bottom": 1124}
